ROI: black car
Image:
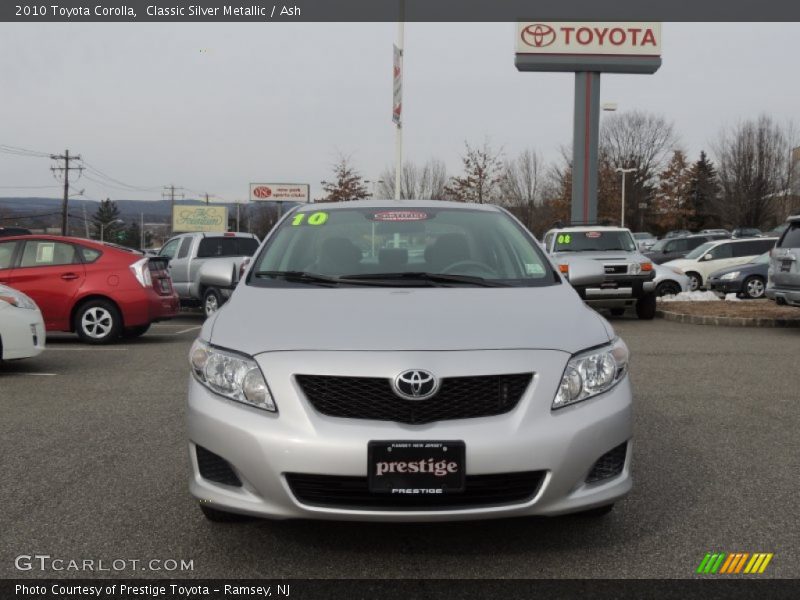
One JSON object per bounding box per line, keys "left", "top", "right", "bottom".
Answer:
{"left": 731, "top": 227, "right": 762, "bottom": 239}
{"left": 706, "top": 252, "right": 770, "bottom": 299}
{"left": 0, "top": 226, "right": 32, "bottom": 238}
{"left": 643, "top": 234, "right": 712, "bottom": 264}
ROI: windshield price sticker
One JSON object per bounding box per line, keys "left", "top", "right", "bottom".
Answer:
{"left": 291, "top": 212, "right": 328, "bottom": 227}
{"left": 586, "top": 231, "right": 602, "bottom": 239}
{"left": 557, "top": 234, "right": 571, "bottom": 244}
{"left": 371, "top": 211, "right": 430, "bottom": 222}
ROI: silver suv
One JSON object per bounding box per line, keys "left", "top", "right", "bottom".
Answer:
{"left": 543, "top": 226, "right": 656, "bottom": 319}
{"left": 766, "top": 215, "right": 800, "bottom": 307}
{"left": 187, "top": 201, "right": 633, "bottom": 522}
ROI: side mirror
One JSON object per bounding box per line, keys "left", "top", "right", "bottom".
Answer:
{"left": 703, "top": 254, "right": 713, "bottom": 261}
{"left": 563, "top": 258, "right": 605, "bottom": 287}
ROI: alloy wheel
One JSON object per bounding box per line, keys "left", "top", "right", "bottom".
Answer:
{"left": 81, "top": 307, "right": 114, "bottom": 339}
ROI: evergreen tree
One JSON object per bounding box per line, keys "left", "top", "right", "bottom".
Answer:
{"left": 654, "top": 150, "right": 694, "bottom": 232}
{"left": 91, "top": 198, "right": 124, "bottom": 241}
{"left": 319, "top": 156, "right": 369, "bottom": 202}
{"left": 687, "top": 151, "right": 721, "bottom": 229}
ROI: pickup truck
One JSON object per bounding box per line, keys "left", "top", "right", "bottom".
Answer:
{"left": 158, "top": 231, "right": 260, "bottom": 317}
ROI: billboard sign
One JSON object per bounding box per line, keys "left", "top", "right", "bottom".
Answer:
{"left": 516, "top": 22, "right": 661, "bottom": 56}
{"left": 249, "top": 183, "right": 310, "bottom": 202}
{"left": 172, "top": 206, "right": 227, "bottom": 233}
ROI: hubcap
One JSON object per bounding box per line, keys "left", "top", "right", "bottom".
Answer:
{"left": 81, "top": 307, "right": 113, "bottom": 338}
{"left": 689, "top": 275, "right": 700, "bottom": 291}
{"left": 747, "top": 279, "right": 764, "bottom": 298}
{"left": 205, "top": 294, "right": 219, "bottom": 316}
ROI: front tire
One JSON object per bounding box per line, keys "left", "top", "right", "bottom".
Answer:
{"left": 656, "top": 280, "right": 682, "bottom": 297}
{"left": 636, "top": 293, "right": 657, "bottom": 320}
{"left": 686, "top": 272, "right": 702, "bottom": 292}
{"left": 74, "top": 299, "right": 122, "bottom": 344}
{"left": 742, "top": 275, "right": 765, "bottom": 299}
{"left": 203, "top": 287, "right": 222, "bottom": 319}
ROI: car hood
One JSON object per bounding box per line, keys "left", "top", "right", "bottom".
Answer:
{"left": 205, "top": 284, "right": 612, "bottom": 355}
{"left": 663, "top": 258, "right": 697, "bottom": 270}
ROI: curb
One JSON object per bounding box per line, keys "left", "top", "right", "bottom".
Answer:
{"left": 656, "top": 309, "right": 800, "bottom": 328}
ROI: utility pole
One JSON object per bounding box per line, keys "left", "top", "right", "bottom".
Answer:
{"left": 162, "top": 185, "right": 185, "bottom": 234}
{"left": 51, "top": 149, "right": 83, "bottom": 236}
{"left": 616, "top": 168, "right": 636, "bottom": 228}
{"left": 393, "top": 0, "right": 405, "bottom": 201}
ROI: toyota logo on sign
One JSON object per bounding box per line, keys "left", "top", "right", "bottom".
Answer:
{"left": 521, "top": 24, "right": 556, "bottom": 48}
{"left": 393, "top": 370, "right": 439, "bottom": 401}
{"left": 252, "top": 186, "right": 272, "bottom": 199}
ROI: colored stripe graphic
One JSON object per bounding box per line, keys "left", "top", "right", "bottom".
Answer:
{"left": 699, "top": 552, "right": 774, "bottom": 575}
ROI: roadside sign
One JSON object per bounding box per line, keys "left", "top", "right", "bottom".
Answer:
{"left": 516, "top": 22, "right": 662, "bottom": 57}
{"left": 249, "top": 183, "right": 310, "bottom": 203}
{"left": 172, "top": 206, "right": 227, "bottom": 233}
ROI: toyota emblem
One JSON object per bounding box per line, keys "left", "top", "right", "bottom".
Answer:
{"left": 521, "top": 24, "right": 556, "bottom": 48}
{"left": 393, "top": 369, "right": 439, "bottom": 401}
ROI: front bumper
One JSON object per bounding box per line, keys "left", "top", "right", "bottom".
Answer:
{"left": 707, "top": 278, "right": 742, "bottom": 295}
{"left": 187, "top": 349, "right": 633, "bottom": 521}
{"left": 0, "top": 309, "right": 45, "bottom": 360}
{"left": 576, "top": 277, "right": 656, "bottom": 308}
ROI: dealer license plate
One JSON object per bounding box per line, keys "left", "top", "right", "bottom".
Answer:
{"left": 368, "top": 441, "right": 465, "bottom": 494}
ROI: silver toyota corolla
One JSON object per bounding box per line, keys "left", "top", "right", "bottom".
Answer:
{"left": 187, "top": 200, "right": 633, "bottom": 522}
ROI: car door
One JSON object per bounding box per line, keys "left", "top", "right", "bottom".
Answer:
{"left": 664, "top": 238, "right": 688, "bottom": 262}
{"left": 6, "top": 239, "right": 86, "bottom": 330}
{"left": 168, "top": 236, "right": 194, "bottom": 298}
{"left": 698, "top": 242, "right": 735, "bottom": 280}
{"left": 0, "top": 240, "right": 21, "bottom": 286}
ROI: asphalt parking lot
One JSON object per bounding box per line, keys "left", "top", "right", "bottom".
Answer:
{"left": 1, "top": 314, "right": 798, "bottom": 579}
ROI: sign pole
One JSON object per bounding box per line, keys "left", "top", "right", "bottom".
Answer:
{"left": 393, "top": 0, "right": 404, "bottom": 201}
{"left": 571, "top": 72, "right": 601, "bottom": 226}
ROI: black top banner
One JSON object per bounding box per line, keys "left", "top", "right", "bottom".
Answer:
{"left": 3, "top": 0, "right": 800, "bottom": 22}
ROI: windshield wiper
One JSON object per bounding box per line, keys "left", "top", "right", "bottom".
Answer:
{"left": 340, "top": 272, "right": 510, "bottom": 287}
{"left": 252, "top": 270, "right": 342, "bottom": 286}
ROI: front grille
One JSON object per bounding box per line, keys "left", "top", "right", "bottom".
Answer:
{"left": 586, "top": 442, "right": 628, "bottom": 484}
{"left": 285, "top": 471, "right": 546, "bottom": 510}
{"left": 196, "top": 445, "right": 242, "bottom": 487}
{"left": 604, "top": 264, "right": 628, "bottom": 274}
{"left": 295, "top": 373, "right": 533, "bottom": 425}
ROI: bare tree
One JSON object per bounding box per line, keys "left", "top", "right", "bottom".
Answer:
{"left": 500, "top": 149, "right": 542, "bottom": 207}
{"left": 600, "top": 111, "right": 679, "bottom": 229}
{"left": 444, "top": 139, "right": 504, "bottom": 204}
{"left": 378, "top": 159, "right": 448, "bottom": 200}
{"left": 713, "top": 115, "right": 796, "bottom": 228}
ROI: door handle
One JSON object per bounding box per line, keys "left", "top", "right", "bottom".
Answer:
{"left": 61, "top": 273, "right": 80, "bottom": 281}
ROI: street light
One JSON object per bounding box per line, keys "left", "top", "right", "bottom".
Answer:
{"left": 100, "top": 218, "right": 124, "bottom": 242}
{"left": 616, "top": 168, "right": 636, "bottom": 228}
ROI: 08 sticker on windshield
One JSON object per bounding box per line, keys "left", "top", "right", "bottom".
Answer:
{"left": 557, "top": 234, "right": 571, "bottom": 244}
{"left": 292, "top": 212, "right": 329, "bottom": 227}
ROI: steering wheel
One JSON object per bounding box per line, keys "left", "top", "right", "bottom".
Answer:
{"left": 440, "top": 260, "right": 497, "bottom": 278}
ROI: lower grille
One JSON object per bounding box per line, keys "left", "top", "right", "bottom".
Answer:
{"left": 296, "top": 373, "right": 533, "bottom": 425}
{"left": 196, "top": 445, "right": 242, "bottom": 487}
{"left": 604, "top": 264, "right": 628, "bottom": 274}
{"left": 285, "top": 471, "right": 546, "bottom": 510}
{"left": 586, "top": 443, "right": 628, "bottom": 484}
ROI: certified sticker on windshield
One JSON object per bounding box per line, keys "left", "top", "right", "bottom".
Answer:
{"left": 371, "top": 211, "right": 429, "bottom": 222}
{"left": 585, "top": 231, "right": 602, "bottom": 239}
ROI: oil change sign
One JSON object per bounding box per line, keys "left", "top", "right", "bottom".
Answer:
{"left": 516, "top": 22, "right": 661, "bottom": 56}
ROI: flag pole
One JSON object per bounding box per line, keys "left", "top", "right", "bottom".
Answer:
{"left": 393, "top": 1, "right": 404, "bottom": 201}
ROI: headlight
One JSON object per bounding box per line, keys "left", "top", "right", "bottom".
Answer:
{"left": 629, "top": 263, "right": 641, "bottom": 275}
{"left": 720, "top": 271, "right": 740, "bottom": 281}
{"left": 189, "top": 339, "right": 276, "bottom": 412}
{"left": 553, "top": 338, "right": 629, "bottom": 409}
{"left": 0, "top": 288, "right": 38, "bottom": 310}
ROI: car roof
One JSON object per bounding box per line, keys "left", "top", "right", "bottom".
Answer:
{"left": 0, "top": 234, "right": 133, "bottom": 253}
{"left": 294, "top": 200, "right": 502, "bottom": 212}
{"left": 546, "top": 225, "right": 630, "bottom": 233}
{"left": 703, "top": 237, "right": 778, "bottom": 247}
{"left": 787, "top": 214, "right": 800, "bottom": 223}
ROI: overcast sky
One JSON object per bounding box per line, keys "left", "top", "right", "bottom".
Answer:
{"left": 0, "top": 22, "right": 798, "bottom": 203}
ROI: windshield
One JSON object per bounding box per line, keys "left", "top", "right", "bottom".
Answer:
{"left": 649, "top": 239, "right": 667, "bottom": 251}
{"left": 249, "top": 206, "right": 556, "bottom": 287}
{"left": 685, "top": 241, "right": 715, "bottom": 260}
{"left": 552, "top": 230, "right": 637, "bottom": 253}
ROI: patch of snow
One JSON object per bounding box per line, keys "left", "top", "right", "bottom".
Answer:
{"left": 658, "top": 291, "right": 721, "bottom": 302}
{"left": 724, "top": 293, "right": 742, "bottom": 302}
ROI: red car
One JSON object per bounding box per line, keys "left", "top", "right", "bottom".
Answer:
{"left": 0, "top": 235, "right": 179, "bottom": 343}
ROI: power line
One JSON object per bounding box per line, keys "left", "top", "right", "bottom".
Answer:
{"left": 0, "top": 144, "right": 52, "bottom": 158}
{"left": 79, "top": 159, "right": 161, "bottom": 192}
{"left": 0, "top": 184, "right": 61, "bottom": 189}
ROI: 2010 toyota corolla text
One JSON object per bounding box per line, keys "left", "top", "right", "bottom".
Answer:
{"left": 187, "top": 200, "right": 632, "bottom": 522}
